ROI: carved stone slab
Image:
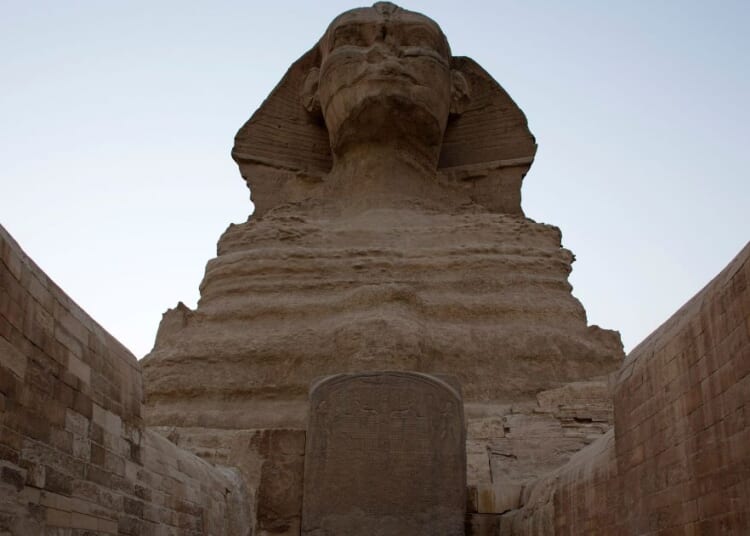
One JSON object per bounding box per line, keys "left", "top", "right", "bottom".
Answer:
{"left": 302, "top": 371, "right": 466, "bottom": 536}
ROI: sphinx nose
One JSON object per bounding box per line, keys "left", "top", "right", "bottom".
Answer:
{"left": 366, "top": 41, "right": 399, "bottom": 63}
{"left": 367, "top": 43, "right": 388, "bottom": 62}
{"left": 366, "top": 44, "right": 390, "bottom": 62}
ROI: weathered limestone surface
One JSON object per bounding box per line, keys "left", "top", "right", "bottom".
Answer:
{"left": 302, "top": 372, "right": 466, "bottom": 535}
{"left": 144, "top": 207, "right": 621, "bottom": 427}
{"left": 467, "top": 381, "right": 613, "bottom": 515}
{"left": 489, "top": 429, "right": 618, "bottom": 535}
{"left": 0, "top": 224, "right": 250, "bottom": 535}
{"left": 142, "top": 0, "right": 622, "bottom": 423}
{"left": 140, "top": 3, "right": 624, "bottom": 528}
{"left": 494, "top": 241, "right": 750, "bottom": 535}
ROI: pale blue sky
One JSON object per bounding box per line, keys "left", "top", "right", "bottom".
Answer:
{"left": 1, "top": 1, "right": 748, "bottom": 358}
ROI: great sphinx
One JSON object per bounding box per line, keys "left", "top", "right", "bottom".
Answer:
{"left": 142, "top": 3, "right": 623, "bottom": 532}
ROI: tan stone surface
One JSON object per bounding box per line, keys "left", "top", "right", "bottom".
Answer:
{"left": 144, "top": 208, "right": 621, "bottom": 424}
{"left": 468, "top": 380, "right": 613, "bottom": 485}
{"left": 302, "top": 371, "right": 466, "bottom": 536}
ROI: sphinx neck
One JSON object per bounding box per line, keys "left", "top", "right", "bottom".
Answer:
{"left": 327, "top": 142, "right": 443, "bottom": 209}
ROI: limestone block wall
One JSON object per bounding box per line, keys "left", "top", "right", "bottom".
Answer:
{"left": 0, "top": 225, "right": 249, "bottom": 535}
{"left": 552, "top": 429, "right": 618, "bottom": 534}
{"left": 613, "top": 241, "right": 750, "bottom": 534}
{"left": 495, "top": 242, "right": 750, "bottom": 535}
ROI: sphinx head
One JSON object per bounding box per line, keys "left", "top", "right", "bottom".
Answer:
{"left": 232, "top": 3, "right": 536, "bottom": 216}
{"left": 302, "top": 2, "right": 469, "bottom": 169}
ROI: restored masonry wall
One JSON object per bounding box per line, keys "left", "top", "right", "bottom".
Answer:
{"left": 0, "top": 224, "right": 249, "bottom": 535}
{"left": 499, "top": 242, "right": 750, "bottom": 535}
{"left": 613, "top": 241, "right": 750, "bottom": 535}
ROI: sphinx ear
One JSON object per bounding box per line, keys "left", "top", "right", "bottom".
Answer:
{"left": 301, "top": 67, "right": 322, "bottom": 115}
{"left": 449, "top": 70, "right": 471, "bottom": 115}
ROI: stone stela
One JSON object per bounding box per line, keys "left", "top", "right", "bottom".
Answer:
{"left": 302, "top": 372, "right": 466, "bottom": 536}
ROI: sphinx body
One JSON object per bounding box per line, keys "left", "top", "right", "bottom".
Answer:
{"left": 141, "top": 3, "right": 623, "bottom": 531}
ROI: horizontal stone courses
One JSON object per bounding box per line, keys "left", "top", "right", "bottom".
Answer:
{"left": 201, "top": 271, "right": 573, "bottom": 303}
{"left": 203, "top": 252, "right": 571, "bottom": 278}
{"left": 441, "top": 120, "right": 531, "bottom": 138}
{"left": 149, "top": 320, "right": 600, "bottom": 358}
{"left": 439, "top": 156, "right": 535, "bottom": 175}
{"left": 196, "top": 294, "right": 581, "bottom": 323}
{"left": 200, "top": 271, "right": 571, "bottom": 293}
{"left": 221, "top": 213, "right": 556, "bottom": 230}
{"left": 193, "top": 302, "right": 587, "bottom": 331}
{"left": 145, "top": 375, "right": 615, "bottom": 419}
{"left": 237, "top": 154, "right": 535, "bottom": 178}
{"left": 210, "top": 239, "right": 567, "bottom": 261}
{"left": 235, "top": 145, "right": 331, "bottom": 167}
{"left": 20, "top": 437, "right": 85, "bottom": 479}
{"left": 218, "top": 222, "right": 561, "bottom": 246}
{"left": 234, "top": 143, "right": 332, "bottom": 169}
{"left": 440, "top": 135, "right": 534, "bottom": 154}
{"left": 201, "top": 257, "right": 573, "bottom": 293}
{"left": 236, "top": 124, "right": 330, "bottom": 146}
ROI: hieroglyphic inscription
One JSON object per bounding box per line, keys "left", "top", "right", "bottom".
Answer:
{"left": 302, "top": 371, "right": 466, "bottom": 536}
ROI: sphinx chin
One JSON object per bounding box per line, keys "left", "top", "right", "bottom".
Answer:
{"left": 329, "top": 92, "right": 445, "bottom": 154}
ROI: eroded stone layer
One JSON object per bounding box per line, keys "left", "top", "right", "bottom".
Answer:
{"left": 142, "top": 204, "right": 622, "bottom": 432}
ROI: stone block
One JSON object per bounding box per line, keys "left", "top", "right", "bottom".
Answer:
{"left": 45, "top": 507, "right": 72, "bottom": 527}
{"left": 0, "top": 336, "right": 27, "bottom": 381}
{"left": 98, "top": 516, "right": 118, "bottom": 534}
{"left": 66, "top": 354, "right": 90, "bottom": 387}
{"left": 64, "top": 410, "right": 89, "bottom": 439}
{"left": 92, "top": 404, "right": 122, "bottom": 438}
{"left": 0, "top": 462, "right": 25, "bottom": 491}
{"left": 39, "top": 491, "right": 73, "bottom": 512}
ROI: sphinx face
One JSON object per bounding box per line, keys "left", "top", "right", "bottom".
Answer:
{"left": 316, "top": 5, "right": 454, "bottom": 155}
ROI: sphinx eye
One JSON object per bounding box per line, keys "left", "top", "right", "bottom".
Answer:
{"left": 331, "top": 26, "right": 369, "bottom": 50}
{"left": 403, "top": 28, "right": 438, "bottom": 49}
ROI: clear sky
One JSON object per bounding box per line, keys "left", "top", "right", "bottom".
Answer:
{"left": 2, "top": 1, "right": 748, "bottom": 358}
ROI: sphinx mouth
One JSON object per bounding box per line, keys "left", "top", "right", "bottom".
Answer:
{"left": 353, "top": 63, "right": 420, "bottom": 85}
{"left": 365, "top": 73, "right": 416, "bottom": 83}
